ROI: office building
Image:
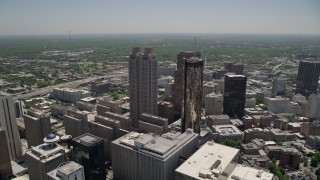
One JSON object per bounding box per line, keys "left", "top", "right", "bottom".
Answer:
{"left": 224, "top": 61, "right": 244, "bottom": 75}
{"left": 129, "top": 47, "right": 158, "bottom": 128}
{"left": 306, "top": 135, "right": 320, "bottom": 150}
{"left": 308, "top": 93, "right": 320, "bottom": 119}
{"left": 112, "top": 130, "right": 199, "bottom": 180}
{"left": 139, "top": 113, "right": 168, "bottom": 134}
{"left": 244, "top": 128, "right": 271, "bottom": 143}
{"left": 88, "top": 115, "right": 123, "bottom": 161}
{"left": 211, "top": 124, "right": 243, "bottom": 142}
{"left": 0, "top": 127, "right": 13, "bottom": 180}
{"left": 52, "top": 88, "right": 90, "bottom": 103}
{"left": 202, "top": 81, "right": 219, "bottom": 106}
{"left": 207, "top": 114, "right": 230, "bottom": 126}
{"left": 181, "top": 57, "right": 203, "bottom": 133}
{"left": 63, "top": 109, "right": 89, "bottom": 138}
{"left": 23, "top": 109, "right": 51, "bottom": 148}
{"left": 175, "top": 141, "right": 240, "bottom": 180}
{"left": 227, "top": 165, "right": 273, "bottom": 180}
{"left": 71, "top": 134, "right": 105, "bottom": 180}
{"left": 271, "top": 76, "right": 287, "bottom": 96}
{"left": 25, "top": 134, "right": 67, "bottom": 180}
{"left": 296, "top": 61, "right": 320, "bottom": 98}
{"left": 301, "top": 121, "right": 320, "bottom": 136}
{"left": 172, "top": 51, "right": 201, "bottom": 111}
{"left": 205, "top": 93, "right": 223, "bottom": 115}
{"left": 265, "top": 97, "right": 289, "bottom": 114}
{"left": 47, "top": 161, "right": 85, "bottom": 180}
{"left": 158, "top": 101, "right": 175, "bottom": 124}
{"left": 0, "top": 94, "right": 22, "bottom": 160}
{"left": 223, "top": 75, "right": 247, "bottom": 118}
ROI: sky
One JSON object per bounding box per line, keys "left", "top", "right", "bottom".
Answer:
{"left": 0, "top": 0, "right": 319, "bottom": 35}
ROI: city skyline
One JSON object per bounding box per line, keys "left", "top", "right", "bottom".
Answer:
{"left": 0, "top": 0, "right": 319, "bottom": 35}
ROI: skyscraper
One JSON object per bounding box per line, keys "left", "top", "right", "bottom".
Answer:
{"left": 0, "top": 94, "right": 22, "bottom": 160}
{"left": 172, "top": 51, "right": 201, "bottom": 111}
{"left": 129, "top": 47, "right": 158, "bottom": 129}
{"left": 71, "top": 133, "right": 105, "bottom": 180}
{"left": 296, "top": 61, "right": 320, "bottom": 98}
{"left": 23, "top": 109, "right": 51, "bottom": 148}
{"left": 223, "top": 75, "right": 247, "bottom": 118}
{"left": 181, "top": 57, "right": 203, "bottom": 133}
{"left": 0, "top": 127, "right": 13, "bottom": 180}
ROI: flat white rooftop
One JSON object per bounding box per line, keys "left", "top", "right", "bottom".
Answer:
{"left": 227, "top": 164, "right": 273, "bottom": 180}
{"left": 175, "top": 141, "right": 239, "bottom": 179}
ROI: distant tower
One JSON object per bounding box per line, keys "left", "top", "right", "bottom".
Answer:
{"left": 172, "top": 51, "right": 201, "bottom": 111}
{"left": 23, "top": 109, "right": 51, "bottom": 148}
{"left": 181, "top": 57, "right": 203, "bottom": 133}
{"left": 223, "top": 75, "right": 247, "bottom": 118}
{"left": 296, "top": 61, "right": 320, "bottom": 98}
{"left": 71, "top": 133, "right": 105, "bottom": 180}
{"left": 272, "top": 76, "right": 287, "bottom": 97}
{"left": 0, "top": 127, "right": 13, "bottom": 180}
{"left": 129, "top": 47, "right": 158, "bottom": 129}
{"left": 0, "top": 94, "right": 22, "bottom": 160}
{"left": 25, "top": 134, "right": 67, "bottom": 180}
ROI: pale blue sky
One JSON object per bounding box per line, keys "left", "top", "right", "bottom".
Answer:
{"left": 0, "top": 0, "right": 319, "bottom": 35}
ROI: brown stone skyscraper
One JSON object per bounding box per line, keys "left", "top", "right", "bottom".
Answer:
{"left": 129, "top": 47, "right": 158, "bottom": 129}
{"left": 172, "top": 51, "right": 201, "bottom": 111}
{"left": 181, "top": 57, "right": 203, "bottom": 133}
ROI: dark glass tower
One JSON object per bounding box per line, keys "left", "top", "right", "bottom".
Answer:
{"left": 181, "top": 57, "right": 203, "bottom": 133}
{"left": 223, "top": 75, "right": 247, "bottom": 118}
{"left": 71, "top": 133, "right": 105, "bottom": 180}
{"left": 296, "top": 61, "right": 320, "bottom": 98}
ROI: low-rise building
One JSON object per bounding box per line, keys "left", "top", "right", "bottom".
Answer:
{"left": 175, "top": 141, "right": 240, "bottom": 180}
{"left": 227, "top": 164, "right": 273, "bottom": 180}
{"left": 212, "top": 124, "right": 243, "bottom": 142}
{"left": 244, "top": 128, "right": 270, "bottom": 143}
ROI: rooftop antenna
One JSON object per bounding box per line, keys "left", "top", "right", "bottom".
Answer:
{"left": 194, "top": 35, "right": 197, "bottom": 52}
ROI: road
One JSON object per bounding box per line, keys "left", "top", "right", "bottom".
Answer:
{"left": 13, "top": 72, "right": 127, "bottom": 100}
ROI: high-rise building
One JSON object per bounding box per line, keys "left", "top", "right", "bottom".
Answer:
{"left": 71, "top": 133, "right": 105, "bottom": 180}
{"left": 223, "top": 75, "right": 247, "bottom": 118}
{"left": 296, "top": 61, "right": 320, "bottom": 98}
{"left": 23, "top": 109, "right": 51, "bottom": 148}
{"left": 47, "top": 161, "right": 85, "bottom": 180}
{"left": 181, "top": 57, "right": 203, "bottom": 133}
{"left": 112, "top": 130, "right": 199, "bottom": 180}
{"left": 63, "top": 109, "right": 89, "bottom": 138}
{"left": 0, "top": 94, "right": 22, "bottom": 160}
{"left": 205, "top": 93, "right": 223, "bottom": 115}
{"left": 224, "top": 61, "right": 244, "bottom": 75}
{"left": 172, "top": 51, "right": 201, "bottom": 111}
{"left": 129, "top": 47, "right": 158, "bottom": 129}
{"left": 25, "top": 134, "right": 67, "bottom": 180}
{"left": 271, "top": 76, "right": 287, "bottom": 96}
{"left": 0, "top": 127, "right": 13, "bottom": 180}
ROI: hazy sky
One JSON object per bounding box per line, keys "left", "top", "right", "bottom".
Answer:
{"left": 0, "top": 0, "right": 319, "bottom": 35}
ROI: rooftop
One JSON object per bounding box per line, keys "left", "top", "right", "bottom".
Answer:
{"left": 114, "top": 129, "right": 198, "bottom": 159}
{"left": 212, "top": 124, "right": 242, "bottom": 135}
{"left": 227, "top": 164, "right": 273, "bottom": 180}
{"left": 72, "top": 133, "right": 103, "bottom": 147}
{"left": 175, "top": 141, "right": 239, "bottom": 179}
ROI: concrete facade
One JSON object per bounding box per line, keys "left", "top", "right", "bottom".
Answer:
{"left": 129, "top": 47, "right": 158, "bottom": 128}
{"left": 111, "top": 130, "right": 199, "bottom": 180}
{"left": 0, "top": 127, "right": 13, "bottom": 180}
{"left": 63, "top": 109, "right": 88, "bottom": 138}
{"left": 0, "top": 95, "right": 22, "bottom": 160}
{"left": 205, "top": 93, "right": 223, "bottom": 115}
